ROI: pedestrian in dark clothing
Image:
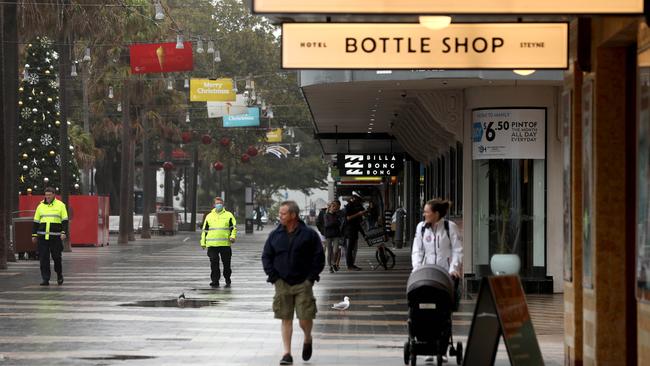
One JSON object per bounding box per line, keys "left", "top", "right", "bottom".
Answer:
{"left": 262, "top": 201, "right": 325, "bottom": 365}
{"left": 323, "top": 200, "right": 345, "bottom": 273}
{"left": 343, "top": 193, "right": 366, "bottom": 271}
{"left": 255, "top": 206, "right": 265, "bottom": 231}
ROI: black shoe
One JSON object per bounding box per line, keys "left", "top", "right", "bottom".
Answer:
{"left": 333, "top": 265, "right": 339, "bottom": 272}
{"left": 225, "top": 282, "right": 231, "bottom": 288}
{"left": 329, "top": 266, "right": 334, "bottom": 273}
{"left": 302, "top": 342, "right": 312, "bottom": 361}
{"left": 279, "top": 353, "right": 293, "bottom": 365}
{"left": 348, "top": 265, "right": 362, "bottom": 271}
{"left": 57, "top": 275, "right": 64, "bottom": 285}
{"left": 40, "top": 281, "right": 49, "bottom": 286}
{"left": 210, "top": 282, "right": 219, "bottom": 288}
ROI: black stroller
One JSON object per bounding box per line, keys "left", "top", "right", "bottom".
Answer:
{"left": 403, "top": 265, "right": 463, "bottom": 366}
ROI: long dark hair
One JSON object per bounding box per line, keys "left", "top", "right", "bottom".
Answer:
{"left": 426, "top": 199, "right": 452, "bottom": 218}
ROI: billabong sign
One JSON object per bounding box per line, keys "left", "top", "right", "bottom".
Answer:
{"left": 337, "top": 154, "right": 403, "bottom": 176}
{"left": 282, "top": 23, "right": 568, "bottom": 69}
{"left": 255, "top": 0, "right": 642, "bottom": 14}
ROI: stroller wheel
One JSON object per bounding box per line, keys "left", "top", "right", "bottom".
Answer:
{"left": 436, "top": 354, "right": 443, "bottom": 366}
{"left": 456, "top": 342, "right": 463, "bottom": 365}
{"left": 410, "top": 353, "right": 417, "bottom": 366}
{"left": 403, "top": 342, "right": 410, "bottom": 365}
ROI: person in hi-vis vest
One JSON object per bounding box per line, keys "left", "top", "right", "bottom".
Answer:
{"left": 32, "top": 187, "right": 69, "bottom": 286}
{"left": 201, "top": 196, "right": 237, "bottom": 288}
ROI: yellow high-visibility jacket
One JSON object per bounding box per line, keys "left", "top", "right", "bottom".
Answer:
{"left": 32, "top": 198, "right": 69, "bottom": 240}
{"left": 200, "top": 209, "right": 237, "bottom": 247}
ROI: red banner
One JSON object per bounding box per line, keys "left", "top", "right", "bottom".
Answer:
{"left": 130, "top": 42, "right": 193, "bottom": 74}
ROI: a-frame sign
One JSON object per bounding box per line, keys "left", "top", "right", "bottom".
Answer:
{"left": 463, "top": 275, "right": 544, "bottom": 366}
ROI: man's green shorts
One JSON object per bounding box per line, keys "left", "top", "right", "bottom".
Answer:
{"left": 273, "top": 279, "right": 317, "bottom": 320}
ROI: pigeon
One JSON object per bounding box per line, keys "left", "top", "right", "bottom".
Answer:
{"left": 332, "top": 296, "right": 350, "bottom": 311}
{"left": 177, "top": 292, "right": 186, "bottom": 307}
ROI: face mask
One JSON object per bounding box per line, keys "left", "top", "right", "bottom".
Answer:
{"left": 215, "top": 203, "right": 224, "bottom": 211}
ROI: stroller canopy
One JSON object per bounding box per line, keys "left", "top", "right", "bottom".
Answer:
{"left": 407, "top": 265, "right": 454, "bottom": 301}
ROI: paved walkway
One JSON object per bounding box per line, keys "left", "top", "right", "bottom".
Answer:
{"left": 0, "top": 226, "right": 563, "bottom": 365}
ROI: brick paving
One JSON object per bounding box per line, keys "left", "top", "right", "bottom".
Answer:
{"left": 0, "top": 226, "right": 563, "bottom": 365}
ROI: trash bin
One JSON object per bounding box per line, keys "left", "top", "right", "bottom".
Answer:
{"left": 156, "top": 207, "right": 178, "bottom": 235}
{"left": 12, "top": 211, "right": 37, "bottom": 259}
{"left": 245, "top": 219, "right": 254, "bottom": 234}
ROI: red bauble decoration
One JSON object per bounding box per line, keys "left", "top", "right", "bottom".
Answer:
{"left": 246, "top": 145, "right": 258, "bottom": 157}
{"left": 162, "top": 161, "right": 174, "bottom": 171}
{"left": 201, "top": 134, "right": 213, "bottom": 145}
{"left": 181, "top": 131, "right": 192, "bottom": 143}
{"left": 241, "top": 153, "right": 250, "bottom": 163}
{"left": 213, "top": 161, "right": 224, "bottom": 171}
{"left": 219, "top": 137, "right": 230, "bottom": 147}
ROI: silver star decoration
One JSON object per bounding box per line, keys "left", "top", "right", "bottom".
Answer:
{"left": 32, "top": 158, "right": 38, "bottom": 166}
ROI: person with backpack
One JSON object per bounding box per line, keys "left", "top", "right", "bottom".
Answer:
{"left": 411, "top": 199, "right": 462, "bottom": 278}
{"left": 323, "top": 200, "right": 345, "bottom": 273}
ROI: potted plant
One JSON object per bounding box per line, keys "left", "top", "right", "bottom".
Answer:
{"left": 485, "top": 160, "right": 522, "bottom": 275}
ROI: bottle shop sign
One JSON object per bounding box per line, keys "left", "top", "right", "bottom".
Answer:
{"left": 255, "top": 0, "right": 642, "bottom": 14}
{"left": 338, "top": 154, "right": 404, "bottom": 176}
{"left": 282, "top": 23, "right": 568, "bottom": 70}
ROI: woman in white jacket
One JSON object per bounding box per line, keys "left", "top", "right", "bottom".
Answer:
{"left": 411, "top": 199, "right": 463, "bottom": 279}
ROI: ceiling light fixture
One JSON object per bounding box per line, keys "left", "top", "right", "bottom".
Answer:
{"left": 419, "top": 16, "right": 452, "bottom": 30}
{"left": 513, "top": 69, "right": 536, "bottom": 76}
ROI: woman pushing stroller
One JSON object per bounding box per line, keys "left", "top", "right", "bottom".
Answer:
{"left": 412, "top": 199, "right": 463, "bottom": 280}
{"left": 409, "top": 199, "right": 463, "bottom": 365}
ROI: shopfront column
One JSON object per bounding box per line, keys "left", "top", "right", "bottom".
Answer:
{"left": 581, "top": 40, "right": 637, "bottom": 365}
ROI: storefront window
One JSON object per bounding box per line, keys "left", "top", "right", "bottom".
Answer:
{"left": 471, "top": 108, "right": 547, "bottom": 278}
{"left": 472, "top": 159, "right": 546, "bottom": 277}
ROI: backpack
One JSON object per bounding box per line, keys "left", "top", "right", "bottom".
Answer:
{"left": 420, "top": 219, "right": 450, "bottom": 240}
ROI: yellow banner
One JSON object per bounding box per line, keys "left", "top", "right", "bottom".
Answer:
{"left": 266, "top": 128, "right": 283, "bottom": 143}
{"left": 282, "top": 23, "right": 568, "bottom": 69}
{"left": 190, "top": 78, "right": 236, "bottom": 102}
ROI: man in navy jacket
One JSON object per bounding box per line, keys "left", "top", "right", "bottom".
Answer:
{"left": 262, "top": 201, "right": 325, "bottom": 365}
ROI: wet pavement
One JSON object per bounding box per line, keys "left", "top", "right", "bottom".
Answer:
{"left": 0, "top": 226, "right": 564, "bottom": 365}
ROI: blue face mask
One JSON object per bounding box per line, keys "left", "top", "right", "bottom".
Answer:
{"left": 215, "top": 203, "right": 224, "bottom": 211}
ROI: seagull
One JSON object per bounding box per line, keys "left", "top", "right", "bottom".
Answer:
{"left": 332, "top": 296, "right": 350, "bottom": 311}
{"left": 177, "top": 292, "right": 186, "bottom": 307}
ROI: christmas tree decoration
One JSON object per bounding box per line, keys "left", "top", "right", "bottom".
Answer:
{"left": 219, "top": 137, "right": 230, "bottom": 147}
{"left": 201, "top": 134, "right": 212, "bottom": 145}
{"left": 17, "top": 36, "right": 81, "bottom": 194}
{"left": 181, "top": 131, "right": 192, "bottom": 143}
{"left": 162, "top": 161, "right": 174, "bottom": 171}
{"left": 246, "top": 145, "right": 258, "bottom": 157}
{"left": 241, "top": 153, "right": 250, "bottom": 163}
{"left": 213, "top": 161, "right": 224, "bottom": 171}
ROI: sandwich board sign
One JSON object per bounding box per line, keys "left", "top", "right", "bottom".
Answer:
{"left": 463, "top": 275, "right": 544, "bottom": 366}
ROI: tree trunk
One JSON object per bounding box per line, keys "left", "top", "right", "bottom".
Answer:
{"left": 118, "top": 79, "right": 131, "bottom": 244}
{"left": 58, "top": 1, "right": 72, "bottom": 253}
{"left": 81, "top": 61, "right": 90, "bottom": 194}
{"left": 141, "top": 107, "right": 151, "bottom": 239}
{"left": 164, "top": 143, "right": 173, "bottom": 207}
{"left": 1, "top": 0, "right": 18, "bottom": 265}
{"left": 127, "top": 114, "right": 135, "bottom": 242}
{"left": 190, "top": 146, "right": 198, "bottom": 231}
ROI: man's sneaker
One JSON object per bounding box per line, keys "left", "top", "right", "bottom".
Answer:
{"left": 225, "top": 282, "right": 231, "bottom": 288}
{"left": 302, "top": 342, "right": 312, "bottom": 361}
{"left": 57, "top": 275, "right": 64, "bottom": 285}
{"left": 333, "top": 265, "right": 339, "bottom": 272}
{"left": 210, "top": 282, "right": 219, "bottom": 288}
{"left": 279, "top": 353, "right": 293, "bottom": 365}
{"left": 39, "top": 281, "right": 49, "bottom": 286}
